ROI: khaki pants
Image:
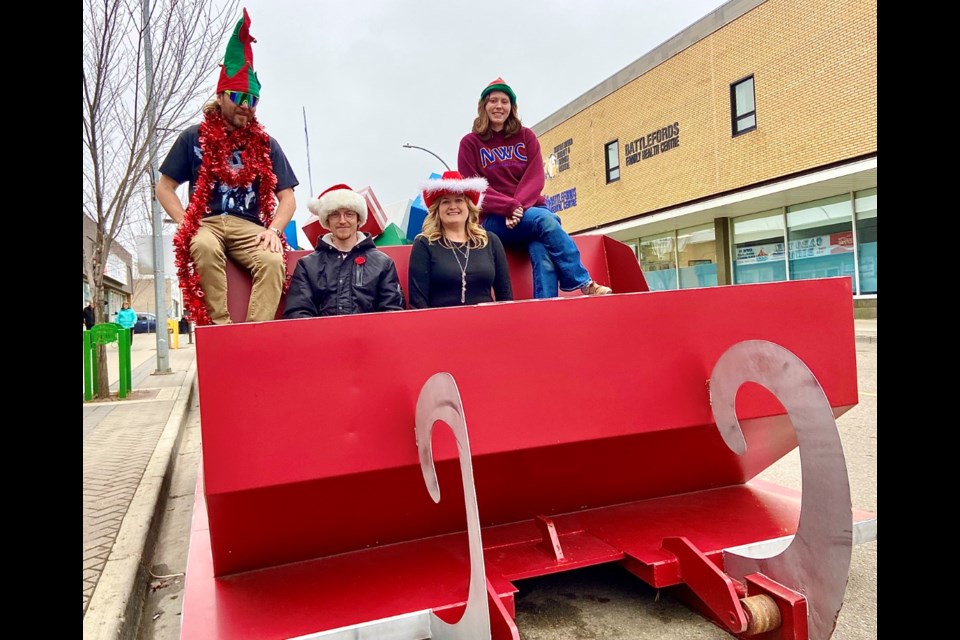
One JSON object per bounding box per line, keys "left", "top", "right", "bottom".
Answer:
{"left": 190, "top": 215, "right": 285, "bottom": 324}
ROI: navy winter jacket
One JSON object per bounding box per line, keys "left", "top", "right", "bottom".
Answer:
{"left": 283, "top": 233, "right": 405, "bottom": 318}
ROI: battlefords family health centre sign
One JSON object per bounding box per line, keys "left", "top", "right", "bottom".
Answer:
{"left": 736, "top": 232, "right": 854, "bottom": 266}
{"left": 546, "top": 188, "right": 577, "bottom": 213}
{"left": 625, "top": 122, "right": 680, "bottom": 166}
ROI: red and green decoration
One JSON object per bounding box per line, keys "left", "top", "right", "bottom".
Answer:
{"left": 216, "top": 8, "right": 261, "bottom": 96}
{"left": 174, "top": 9, "right": 287, "bottom": 326}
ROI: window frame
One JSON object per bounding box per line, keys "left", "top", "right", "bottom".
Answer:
{"left": 604, "top": 140, "right": 620, "bottom": 183}
{"left": 730, "top": 75, "right": 757, "bottom": 137}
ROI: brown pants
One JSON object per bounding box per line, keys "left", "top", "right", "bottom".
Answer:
{"left": 190, "top": 215, "right": 285, "bottom": 324}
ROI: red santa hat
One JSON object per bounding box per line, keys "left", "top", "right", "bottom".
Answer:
{"left": 307, "top": 184, "right": 369, "bottom": 230}
{"left": 420, "top": 171, "right": 488, "bottom": 209}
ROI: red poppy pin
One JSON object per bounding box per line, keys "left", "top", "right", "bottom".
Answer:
{"left": 355, "top": 256, "right": 366, "bottom": 265}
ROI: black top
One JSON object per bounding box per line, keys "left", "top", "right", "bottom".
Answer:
{"left": 159, "top": 123, "right": 299, "bottom": 226}
{"left": 83, "top": 305, "right": 95, "bottom": 330}
{"left": 408, "top": 233, "right": 513, "bottom": 309}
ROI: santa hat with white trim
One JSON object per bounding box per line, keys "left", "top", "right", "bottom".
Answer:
{"left": 420, "top": 171, "right": 488, "bottom": 209}
{"left": 307, "top": 184, "right": 369, "bottom": 230}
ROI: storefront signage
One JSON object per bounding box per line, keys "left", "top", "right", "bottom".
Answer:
{"left": 546, "top": 188, "right": 577, "bottom": 212}
{"left": 624, "top": 122, "right": 680, "bottom": 166}
{"left": 553, "top": 138, "right": 573, "bottom": 171}
{"left": 545, "top": 138, "right": 573, "bottom": 179}
{"left": 736, "top": 243, "right": 785, "bottom": 265}
{"left": 736, "top": 232, "right": 854, "bottom": 265}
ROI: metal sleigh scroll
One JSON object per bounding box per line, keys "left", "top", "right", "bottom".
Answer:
{"left": 416, "top": 372, "right": 495, "bottom": 639}
{"left": 709, "top": 340, "right": 854, "bottom": 640}
{"left": 309, "top": 372, "right": 512, "bottom": 639}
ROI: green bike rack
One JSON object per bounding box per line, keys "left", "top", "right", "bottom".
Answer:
{"left": 83, "top": 323, "right": 132, "bottom": 401}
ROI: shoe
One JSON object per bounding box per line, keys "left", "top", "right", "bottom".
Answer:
{"left": 581, "top": 281, "right": 612, "bottom": 296}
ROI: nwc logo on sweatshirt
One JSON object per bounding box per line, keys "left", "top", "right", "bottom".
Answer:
{"left": 480, "top": 143, "right": 527, "bottom": 168}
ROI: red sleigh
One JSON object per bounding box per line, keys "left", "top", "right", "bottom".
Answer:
{"left": 181, "top": 235, "right": 874, "bottom": 639}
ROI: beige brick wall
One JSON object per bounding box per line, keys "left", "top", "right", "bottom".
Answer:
{"left": 132, "top": 278, "right": 182, "bottom": 317}
{"left": 537, "top": 0, "right": 877, "bottom": 233}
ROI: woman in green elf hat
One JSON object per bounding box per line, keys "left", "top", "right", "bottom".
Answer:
{"left": 457, "top": 77, "right": 612, "bottom": 299}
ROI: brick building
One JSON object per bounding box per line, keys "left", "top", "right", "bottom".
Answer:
{"left": 82, "top": 214, "right": 133, "bottom": 321}
{"left": 532, "top": 0, "right": 876, "bottom": 315}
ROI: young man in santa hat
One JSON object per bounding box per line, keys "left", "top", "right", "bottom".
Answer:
{"left": 156, "top": 9, "right": 298, "bottom": 326}
{"left": 283, "top": 185, "right": 405, "bottom": 318}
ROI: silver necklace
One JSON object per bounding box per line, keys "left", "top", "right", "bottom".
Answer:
{"left": 445, "top": 238, "right": 470, "bottom": 303}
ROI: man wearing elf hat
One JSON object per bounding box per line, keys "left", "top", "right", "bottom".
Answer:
{"left": 157, "top": 9, "right": 299, "bottom": 326}
{"left": 283, "top": 184, "right": 405, "bottom": 318}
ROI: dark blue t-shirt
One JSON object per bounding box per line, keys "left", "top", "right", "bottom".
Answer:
{"left": 159, "top": 123, "right": 299, "bottom": 226}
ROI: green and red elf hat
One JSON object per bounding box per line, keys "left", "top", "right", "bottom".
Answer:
{"left": 216, "top": 8, "right": 261, "bottom": 97}
{"left": 480, "top": 77, "right": 516, "bottom": 104}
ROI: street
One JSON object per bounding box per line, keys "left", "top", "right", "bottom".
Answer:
{"left": 136, "top": 341, "right": 876, "bottom": 639}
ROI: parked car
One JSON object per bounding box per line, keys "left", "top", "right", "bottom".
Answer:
{"left": 134, "top": 312, "right": 157, "bottom": 334}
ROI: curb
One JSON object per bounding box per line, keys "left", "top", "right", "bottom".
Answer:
{"left": 83, "top": 358, "right": 198, "bottom": 640}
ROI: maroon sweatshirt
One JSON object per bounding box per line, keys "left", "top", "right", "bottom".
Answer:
{"left": 458, "top": 126, "right": 548, "bottom": 217}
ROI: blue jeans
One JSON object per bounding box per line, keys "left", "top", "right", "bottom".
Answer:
{"left": 483, "top": 206, "right": 591, "bottom": 298}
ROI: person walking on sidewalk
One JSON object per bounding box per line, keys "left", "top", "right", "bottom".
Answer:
{"left": 178, "top": 311, "right": 194, "bottom": 344}
{"left": 83, "top": 300, "right": 96, "bottom": 330}
{"left": 116, "top": 301, "right": 137, "bottom": 345}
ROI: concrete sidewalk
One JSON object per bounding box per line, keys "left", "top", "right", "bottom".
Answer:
{"left": 854, "top": 317, "right": 877, "bottom": 343}
{"left": 80, "top": 319, "right": 876, "bottom": 640}
{"left": 83, "top": 331, "right": 197, "bottom": 639}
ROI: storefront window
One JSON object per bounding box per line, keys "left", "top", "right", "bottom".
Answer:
{"left": 855, "top": 188, "right": 877, "bottom": 294}
{"left": 732, "top": 209, "right": 786, "bottom": 284}
{"left": 786, "top": 195, "right": 854, "bottom": 286}
{"left": 638, "top": 232, "right": 678, "bottom": 290}
{"left": 677, "top": 223, "right": 717, "bottom": 289}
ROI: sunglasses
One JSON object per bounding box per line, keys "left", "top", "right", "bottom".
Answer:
{"left": 225, "top": 90, "right": 259, "bottom": 108}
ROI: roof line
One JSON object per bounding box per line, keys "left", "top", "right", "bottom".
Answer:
{"left": 532, "top": 0, "right": 768, "bottom": 135}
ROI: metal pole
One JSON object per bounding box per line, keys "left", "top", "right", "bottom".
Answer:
{"left": 402, "top": 144, "right": 451, "bottom": 171}
{"left": 143, "top": 0, "right": 171, "bottom": 373}
{"left": 303, "top": 106, "right": 314, "bottom": 196}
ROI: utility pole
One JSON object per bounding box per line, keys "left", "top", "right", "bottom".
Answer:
{"left": 303, "top": 107, "right": 314, "bottom": 196}
{"left": 143, "top": 0, "right": 171, "bottom": 373}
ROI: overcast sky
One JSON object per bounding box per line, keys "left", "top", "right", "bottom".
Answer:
{"left": 195, "top": 0, "right": 729, "bottom": 243}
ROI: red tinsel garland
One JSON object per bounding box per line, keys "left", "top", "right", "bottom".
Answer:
{"left": 173, "top": 110, "right": 289, "bottom": 326}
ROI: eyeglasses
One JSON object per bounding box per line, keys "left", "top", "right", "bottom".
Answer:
{"left": 225, "top": 90, "right": 259, "bottom": 108}
{"left": 328, "top": 211, "right": 358, "bottom": 221}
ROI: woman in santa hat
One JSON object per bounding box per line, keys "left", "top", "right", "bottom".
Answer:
{"left": 408, "top": 172, "right": 513, "bottom": 309}
{"left": 458, "top": 78, "right": 612, "bottom": 299}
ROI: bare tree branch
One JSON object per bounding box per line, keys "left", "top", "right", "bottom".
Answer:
{"left": 83, "top": 0, "right": 239, "bottom": 397}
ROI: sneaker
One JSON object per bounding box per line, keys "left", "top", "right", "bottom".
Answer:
{"left": 581, "top": 281, "right": 612, "bottom": 296}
